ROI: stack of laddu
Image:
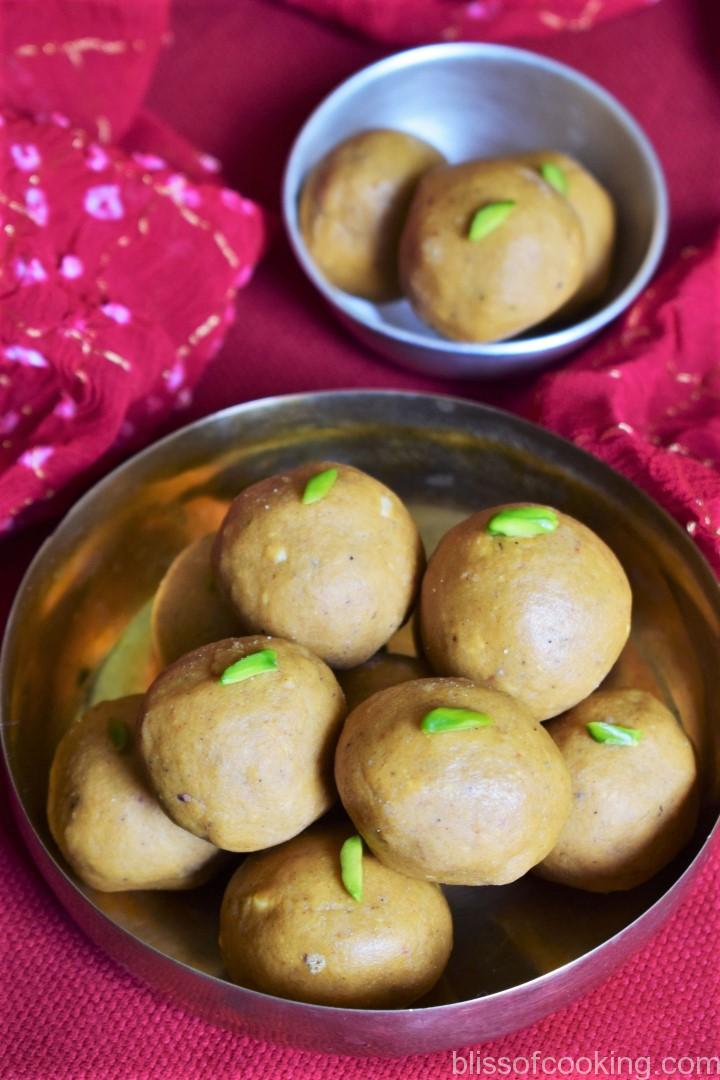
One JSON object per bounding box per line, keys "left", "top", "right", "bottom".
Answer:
{"left": 48, "top": 461, "right": 698, "bottom": 1009}
{"left": 299, "top": 128, "right": 616, "bottom": 342}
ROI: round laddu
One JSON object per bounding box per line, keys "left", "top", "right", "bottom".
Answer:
{"left": 299, "top": 128, "right": 445, "bottom": 300}
{"left": 513, "top": 150, "right": 616, "bottom": 311}
{"left": 213, "top": 462, "right": 425, "bottom": 669}
{"left": 538, "top": 689, "right": 699, "bottom": 892}
{"left": 384, "top": 604, "right": 424, "bottom": 657}
{"left": 338, "top": 652, "right": 430, "bottom": 713}
{"left": 47, "top": 696, "right": 222, "bottom": 892}
{"left": 420, "top": 505, "right": 632, "bottom": 720}
{"left": 334, "top": 678, "right": 572, "bottom": 885}
{"left": 398, "top": 159, "right": 585, "bottom": 342}
{"left": 219, "top": 825, "right": 453, "bottom": 1008}
{"left": 151, "top": 534, "right": 240, "bottom": 667}
{"left": 140, "top": 637, "right": 346, "bottom": 851}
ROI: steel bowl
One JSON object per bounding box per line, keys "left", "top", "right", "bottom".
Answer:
{"left": 2, "top": 391, "right": 718, "bottom": 1057}
{"left": 282, "top": 44, "right": 668, "bottom": 379}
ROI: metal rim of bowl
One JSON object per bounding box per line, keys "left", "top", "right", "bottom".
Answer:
{"left": 282, "top": 42, "right": 669, "bottom": 358}
{"left": 2, "top": 390, "right": 716, "bottom": 1052}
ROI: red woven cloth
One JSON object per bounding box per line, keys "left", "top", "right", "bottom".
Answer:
{"left": 529, "top": 237, "right": 720, "bottom": 575}
{"left": 0, "top": 0, "right": 169, "bottom": 142}
{"left": 2, "top": 0, "right": 720, "bottom": 1075}
{"left": 0, "top": 0, "right": 265, "bottom": 533}
{"left": 283, "top": 0, "right": 661, "bottom": 44}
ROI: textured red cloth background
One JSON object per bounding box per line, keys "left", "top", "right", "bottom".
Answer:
{"left": 2, "top": 0, "right": 720, "bottom": 1076}
{"left": 0, "top": 0, "right": 266, "bottom": 534}
{"left": 0, "top": 0, "right": 170, "bottom": 142}
{"left": 283, "top": 0, "right": 661, "bottom": 44}
{"left": 0, "top": 109, "right": 265, "bottom": 533}
{"left": 529, "top": 236, "right": 720, "bottom": 575}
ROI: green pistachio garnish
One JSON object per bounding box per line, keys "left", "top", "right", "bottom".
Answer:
{"left": 108, "top": 718, "right": 130, "bottom": 752}
{"left": 302, "top": 467, "right": 338, "bottom": 505}
{"left": 340, "top": 834, "right": 363, "bottom": 903}
{"left": 540, "top": 161, "right": 568, "bottom": 195}
{"left": 487, "top": 505, "right": 559, "bottom": 538}
{"left": 468, "top": 201, "right": 516, "bottom": 241}
{"left": 220, "top": 648, "right": 278, "bottom": 685}
{"left": 587, "top": 721, "right": 643, "bottom": 746}
{"left": 422, "top": 707, "right": 492, "bottom": 734}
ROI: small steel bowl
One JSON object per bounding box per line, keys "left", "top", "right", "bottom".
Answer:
{"left": 282, "top": 43, "right": 668, "bottom": 379}
{"left": 2, "top": 391, "right": 718, "bottom": 1057}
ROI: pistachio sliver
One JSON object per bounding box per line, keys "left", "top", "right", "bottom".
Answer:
{"left": 340, "top": 834, "right": 363, "bottom": 903}
{"left": 587, "top": 721, "right": 643, "bottom": 746}
{"left": 108, "top": 718, "right": 131, "bottom": 752}
{"left": 422, "top": 707, "right": 492, "bottom": 734}
{"left": 487, "top": 505, "right": 559, "bottom": 538}
{"left": 468, "top": 201, "right": 516, "bottom": 241}
{"left": 540, "top": 161, "right": 568, "bottom": 195}
{"left": 220, "top": 648, "right": 278, "bottom": 685}
{"left": 302, "top": 467, "right": 338, "bottom": 505}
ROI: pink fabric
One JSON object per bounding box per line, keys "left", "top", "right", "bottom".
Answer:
{"left": 0, "top": 0, "right": 170, "bottom": 142}
{"left": 0, "top": 111, "right": 264, "bottom": 532}
{"left": 529, "top": 236, "right": 720, "bottom": 574}
{"left": 282, "top": 0, "right": 662, "bottom": 45}
{"left": 0, "top": 1, "right": 266, "bottom": 532}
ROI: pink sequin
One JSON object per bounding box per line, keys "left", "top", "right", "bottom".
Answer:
{"left": 234, "top": 264, "right": 253, "bottom": 288}
{"left": 54, "top": 397, "right": 77, "bottom": 420}
{"left": 220, "top": 188, "right": 242, "bottom": 211}
{"left": 466, "top": 0, "right": 499, "bottom": 17}
{"left": 19, "top": 445, "right": 54, "bottom": 474}
{"left": 164, "top": 175, "right": 184, "bottom": 199}
{"left": 14, "top": 257, "right": 48, "bottom": 285}
{"left": 60, "top": 255, "right": 84, "bottom": 280}
{"left": 85, "top": 144, "right": 110, "bottom": 172}
{"left": 10, "top": 144, "right": 41, "bottom": 171}
{"left": 197, "top": 152, "right": 221, "bottom": 173}
{"left": 4, "top": 345, "right": 48, "bottom": 368}
{"left": 84, "top": 184, "right": 124, "bottom": 221}
{"left": 183, "top": 187, "right": 201, "bottom": 208}
{"left": 165, "top": 174, "right": 201, "bottom": 208}
{"left": 132, "top": 152, "right": 167, "bottom": 170}
{"left": 25, "top": 188, "right": 49, "bottom": 226}
{"left": 163, "top": 360, "right": 185, "bottom": 392}
{"left": 238, "top": 196, "right": 257, "bottom": 217}
{"left": 0, "top": 412, "right": 19, "bottom": 436}
{"left": 100, "top": 302, "right": 131, "bottom": 325}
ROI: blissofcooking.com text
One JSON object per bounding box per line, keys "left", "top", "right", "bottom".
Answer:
{"left": 450, "top": 1051, "right": 720, "bottom": 1079}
